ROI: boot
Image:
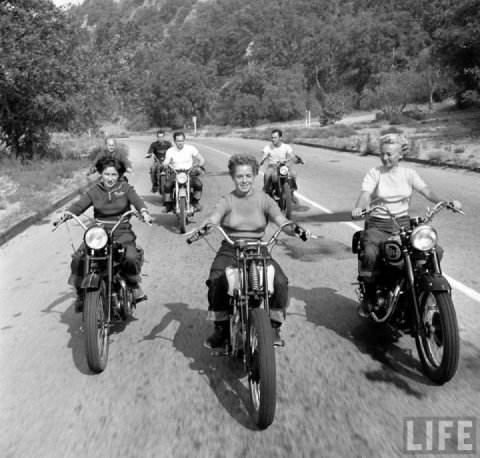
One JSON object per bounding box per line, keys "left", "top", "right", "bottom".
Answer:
{"left": 131, "top": 284, "right": 147, "bottom": 303}
{"left": 204, "top": 321, "right": 229, "bottom": 349}
{"left": 358, "top": 282, "right": 375, "bottom": 318}
{"left": 271, "top": 320, "right": 284, "bottom": 347}
{"left": 74, "top": 288, "right": 84, "bottom": 313}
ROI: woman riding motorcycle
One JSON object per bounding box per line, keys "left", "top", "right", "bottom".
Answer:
{"left": 62, "top": 157, "right": 152, "bottom": 311}
{"left": 351, "top": 133, "right": 462, "bottom": 317}
{"left": 197, "top": 154, "right": 307, "bottom": 348}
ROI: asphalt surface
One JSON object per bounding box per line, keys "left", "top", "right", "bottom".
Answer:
{"left": 1, "top": 136, "right": 479, "bottom": 457}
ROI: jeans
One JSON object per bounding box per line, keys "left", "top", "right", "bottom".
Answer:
{"left": 206, "top": 242, "right": 288, "bottom": 323}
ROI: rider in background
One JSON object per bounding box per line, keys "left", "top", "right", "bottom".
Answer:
{"left": 144, "top": 130, "right": 172, "bottom": 193}
{"left": 163, "top": 131, "right": 206, "bottom": 212}
{"left": 351, "top": 133, "right": 462, "bottom": 317}
{"left": 260, "top": 129, "right": 299, "bottom": 203}
{"left": 90, "top": 136, "right": 133, "bottom": 179}
{"left": 63, "top": 157, "right": 152, "bottom": 312}
{"left": 197, "top": 154, "right": 306, "bottom": 348}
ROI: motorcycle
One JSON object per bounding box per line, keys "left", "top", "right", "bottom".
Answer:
{"left": 187, "top": 222, "right": 311, "bottom": 429}
{"left": 352, "top": 201, "right": 464, "bottom": 384}
{"left": 267, "top": 155, "right": 303, "bottom": 219}
{"left": 167, "top": 164, "right": 203, "bottom": 234}
{"left": 53, "top": 210, "right": 150, "bottom": 373}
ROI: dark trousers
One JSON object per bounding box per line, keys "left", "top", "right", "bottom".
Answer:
{"left": 206, "top": 243, "right": 288, "bottom": 323}
{"left": 68, "top": 229, "right": 143, "bottom": 288}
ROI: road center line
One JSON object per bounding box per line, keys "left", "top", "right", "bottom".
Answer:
{"left": 199, "top": 142, "right": 480, "bottom": 304}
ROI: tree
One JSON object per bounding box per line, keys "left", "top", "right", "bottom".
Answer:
{"left": 0, "top": 0, "right": 97, "bottom": 158}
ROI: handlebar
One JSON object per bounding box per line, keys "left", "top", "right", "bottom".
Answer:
{"left": 52, "top": 209, "right": 151, "bottom": 232}
{"left": 355, "top": 200, "right": 465, "bottom": 227}
{"left": 186, "top": 221, "right": 313, "bottom": 246}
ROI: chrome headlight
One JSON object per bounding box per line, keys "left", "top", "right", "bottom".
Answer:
{"left": 410, "top": 225, "right": 437, "bottom": 251}
{"left": 279, "top": 165, "right": 289, "bottom": 176}
{"left": 177, "top": 172, "right": 188, "bottom": 184}
{"left": 84, "top": 226, "right": 108, "bottom": 250}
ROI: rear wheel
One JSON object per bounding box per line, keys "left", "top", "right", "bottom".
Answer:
{"left": 248, "top": 308, "right": 276, "bottom": 429}
{"left": 282, "top": 182, "right": 292, "bottom": 219}
{"left": 179, "top": 196, "right": 187, "bottom": 234}
{"left": 84, "top": 281, "right": 109, "bottom": 373}
{"left": 415, "top": 291, "right": 459, "bottom": 384}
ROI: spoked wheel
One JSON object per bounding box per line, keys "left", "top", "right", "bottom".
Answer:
{"left": 415, "top": 291, "right": 459, "bottom": 384}
{"left": 179, "top": 196, "right": 187, "bottom": 234}
{"left": 84, "top": 281, "right": 109, "bottom": 373}
{"left": 248, "top": 308, "right": 276, "bottom": 429}
{"left": 282, "top": 182, "right": 292, "bottom": 219}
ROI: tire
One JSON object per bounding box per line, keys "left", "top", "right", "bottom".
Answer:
{"left": 179, "top": 196, "right": 187, "bottom": 234}
{"left": 248, "top": 308, "right": 276, "bottom": 429}
{"left": 159, "top": 174, "right": 166, "bottom": 198}
{"left": 84, "top": 282, "right": 109, "bottom": 373}
{"left": 415, "top": 291, "right": 459, "bottom": 384}
{"left": 282, "top": 182, "right": 292, "bottom": 219}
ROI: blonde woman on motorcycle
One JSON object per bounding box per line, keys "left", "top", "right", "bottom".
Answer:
{"left": 351, "top": 133, "right": 462, "bottom": 317}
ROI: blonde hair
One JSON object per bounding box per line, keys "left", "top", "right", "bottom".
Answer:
{"left": 379, "top": 133, "right": 408, "bottom": 152}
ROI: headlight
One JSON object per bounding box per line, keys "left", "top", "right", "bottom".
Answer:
{"left": 177, "top": 172, "right": 188, "bottom": 184}
{"left": 410, "top": 225, "right": 437, "bottom": 251}
{"left": 84, "top": 226, "right": 108, "bottom": 250}
{"left": 279, "top": 165, "right": 289, "bottom": 176}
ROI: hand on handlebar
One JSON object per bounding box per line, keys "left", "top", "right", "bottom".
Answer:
{"left": 351, "top": 207, "right": 364, "bottom": 220}
{"left": 448, "top": 200, "right": 463, "bottom": 213}
{"left": 141, "top": 210, "right": 153, "bottom": 226}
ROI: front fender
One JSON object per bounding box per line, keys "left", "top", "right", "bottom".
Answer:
{"left": 417, "top": 275, "right": 451, "bottom": 293}
{"left": 178, "top": 187, "right": 187, "bottom": 198}
{"left": 81, "top": 272, "right": 101, "bottom": 289}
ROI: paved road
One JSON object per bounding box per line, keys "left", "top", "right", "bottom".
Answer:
{"left": 1, "top": 137, "right": 479, "bottom": 457}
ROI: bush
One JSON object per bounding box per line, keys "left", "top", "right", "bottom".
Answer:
{"left": 380, "top": 126, "right": 404, "bottom": 135}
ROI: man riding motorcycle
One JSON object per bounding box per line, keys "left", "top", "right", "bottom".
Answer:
{"left": 162, "top": 131, "right": 206, "bottom": 213}
{"left": 90, "top": 136, "right": 133, "bottom": 179}
{"left": 260, "top": 129, "right": 299, "bottom": 203}
{"left": 144, "top": 130, "right": 172, "bottom": 193}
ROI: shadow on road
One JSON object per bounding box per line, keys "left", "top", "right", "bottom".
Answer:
{"left": 141, "top": 302, "right": 257, "bottom": 430}
{"left": 290, "top": 285, "right": 431, "bottom": 395}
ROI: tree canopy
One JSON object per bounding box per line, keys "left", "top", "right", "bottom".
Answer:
{"left": 1, "top": 0, "right": 479, "bottom": 158}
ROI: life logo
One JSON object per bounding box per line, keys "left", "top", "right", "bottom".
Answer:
{"left": 403, "top": 417, "right": 476, "bottom": 454}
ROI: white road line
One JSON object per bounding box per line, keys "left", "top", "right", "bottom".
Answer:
{"left": 199, "top": 142, "right": 480, "bottom": 304}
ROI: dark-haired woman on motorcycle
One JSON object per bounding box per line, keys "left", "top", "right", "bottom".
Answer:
{"left": 62, "top": 157, "right": 152, "bottom": 311}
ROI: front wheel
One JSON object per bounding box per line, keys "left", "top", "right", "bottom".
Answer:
{"left": 179, "top": 196, "right": 187, "bottom": 234}
{"left": 248, "top": 308, "right": 276, "bottom": 429}
{"left": 281, "top": 182, "right": 292, "bottom": 219}
{"left": 84, "top": 282, "right": 109, "bottom": 373}
{"left": 415, "top": 291, "right": 459, "bottom": 384}
{"left": 159, "top": 174, "right": 166, "bottom": 199}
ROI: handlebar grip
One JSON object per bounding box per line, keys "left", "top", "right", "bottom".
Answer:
{"left": 294, "top": 225, "right": 308, "bottom": 241}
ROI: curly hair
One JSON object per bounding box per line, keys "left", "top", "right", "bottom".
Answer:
{"left": 379, "top": 133, "right": 409, "bottom": 152}
{"left": 95, "top": 156, "right": 126, "bottom": 176}
{"left": 228, "top": 154, "right": 259, "bottom": 177}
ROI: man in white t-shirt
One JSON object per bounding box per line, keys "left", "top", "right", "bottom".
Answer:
{"left": 163, "top": 131, "right": 206, "bottom": 212}
{"left": 260, "top": 129, "right": 299, "bottom": 202}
